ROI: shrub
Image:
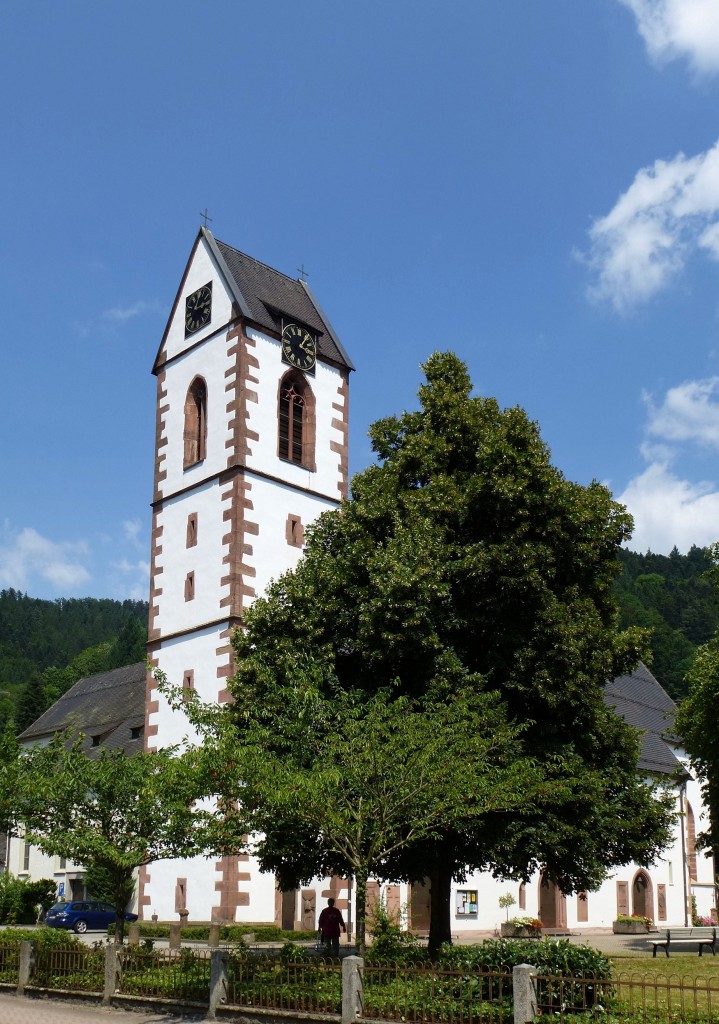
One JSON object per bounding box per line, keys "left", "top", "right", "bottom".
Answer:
{"left": 0, "top": 875, "right": 56, "bottom": 925}
{"left": 438, "top": 938, "right": 611, "bottom": 979}
{"left": 365, "top": 898, "right": 425, "bottom": 965}
{"left": 0, "top": 927, "right": 85, "bottom": 949}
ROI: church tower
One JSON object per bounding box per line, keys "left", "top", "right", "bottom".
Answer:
{"left": 142, "top": 228, "right": 353, "bottom": 922}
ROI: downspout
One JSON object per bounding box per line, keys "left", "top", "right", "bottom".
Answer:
{"left": 346, "top": 875, "right": 353, "bottom": 945}
{"left": 680, "top": 782, "right": 689, "bottom": 926}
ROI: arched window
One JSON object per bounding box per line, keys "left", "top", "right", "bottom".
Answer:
{"left": 278, "top": 370, "right": 315, "bottom": 470}
{"left": 184, "top": 377, "right": 207, "bottom": 468}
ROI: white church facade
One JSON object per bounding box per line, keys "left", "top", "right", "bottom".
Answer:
{"left": 8, "top": 229, "right": 716, "bottom": 936}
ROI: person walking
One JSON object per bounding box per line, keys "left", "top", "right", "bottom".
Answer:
{"left": 318, "top": 897, "right": 346, "bottom": 955}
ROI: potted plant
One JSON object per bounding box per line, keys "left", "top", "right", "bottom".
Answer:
{"left": 501, "top": 915, "right": 542, "bottom": 938}
{"left": 612, "top": 914, "right": 652, "bottom": 934}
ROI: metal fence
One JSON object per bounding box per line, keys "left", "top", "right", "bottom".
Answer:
{"left": 533, "top": 969, "right": 719, "bottom": 1023}
{"left": 32, "top": 943, "right": 105, "bottom": 992}
{"left": 0, "top": 943, "right": 19, "bottom": 987}
{"left": 5, "top": 940, "right": 719, "bottom": 1024}
{"left": 226, "top": 952, "right": 343, "bottom": 1014}
{"left": 362, "top": 962, "right": 512, "bottom": 1024}
{"left": 116, "top": 945, "right": 212, "bottom": 1003}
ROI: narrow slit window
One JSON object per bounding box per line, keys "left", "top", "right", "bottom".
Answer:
{"left": 185, "top": 571, "right": 195, "bottom": 602}
{"left": 186, "top": 513, "right": 198, "bottom": 548}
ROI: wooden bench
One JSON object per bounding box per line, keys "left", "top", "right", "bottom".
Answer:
{"left": 649, "top": 927, "right": 717, "bottom": 957}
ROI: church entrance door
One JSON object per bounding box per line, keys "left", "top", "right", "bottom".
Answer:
{"left": 632, "top": 871, "right": 653, "bottom": 921}
{"left": 539, "top": 873, "right": 567, "bottom": 930}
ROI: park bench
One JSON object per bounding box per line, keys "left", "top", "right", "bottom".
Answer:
{"left": 649, "top": 926, "right": 717, "bottom": 957}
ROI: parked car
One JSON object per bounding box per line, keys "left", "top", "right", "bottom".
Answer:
{"left": 45, "top": 900, "right": 138, "bottom": 933}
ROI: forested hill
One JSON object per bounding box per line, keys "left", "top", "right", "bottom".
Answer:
{"left": 0, "top": 545, "right": 714, "bottom": 731}
{"left": 0, "top": 590, "right": 148, "bottom": 731}
{"left": 614, "top": 546, "right": 719, "bottom": 701}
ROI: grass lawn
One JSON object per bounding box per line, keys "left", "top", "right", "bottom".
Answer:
{"left": 606, "top": 954, "right": 719, "bottom": 1022}
{"left": 610, "top": 954, "right": 719, "bottom": 981}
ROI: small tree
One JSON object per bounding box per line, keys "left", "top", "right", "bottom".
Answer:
{"left": 159, "top": 671, "right": 545, "bottom": 951}
{"left": 498, "top": 892, "right": 516, "bottom": 921}
{"left": 16, "top": 737, "right": 216, "bottom": 942}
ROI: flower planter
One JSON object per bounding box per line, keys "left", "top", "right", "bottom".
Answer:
{"left": 612, "top": 920, "right": 650, "bottom": 934}
{"left": 501, "top": 923, "right": 541, "bottom": 938}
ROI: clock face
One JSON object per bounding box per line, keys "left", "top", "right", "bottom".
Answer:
{"left": 281, "top": 323, "right": 316, "bottom": 373}
{"left": 185, "top": 282, "right": 212, "bottom": 336}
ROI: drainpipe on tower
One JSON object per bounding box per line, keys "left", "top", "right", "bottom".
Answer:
{"left": 680, "top": 782, "right": 689, "bottom": 926}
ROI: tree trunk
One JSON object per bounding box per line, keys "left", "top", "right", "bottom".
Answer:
{"left": 428, "top": 860, "right": 453, "bottom": 958}
{"left": 354, "top": 867, "right": 369, "bottom": 953}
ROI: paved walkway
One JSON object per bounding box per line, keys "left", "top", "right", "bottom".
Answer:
{"left": 0, "top": 992, "right": 203, "bottom": 1023}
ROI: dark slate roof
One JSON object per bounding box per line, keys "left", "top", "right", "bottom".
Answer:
{"left": 604, "top": 662, "right": 683, "bottom": 776}
{"left": 210, "top": 231, "right": 354, "bottom": 371}
{"left": 18, "top": 662, "right": 146, "bottom": 759}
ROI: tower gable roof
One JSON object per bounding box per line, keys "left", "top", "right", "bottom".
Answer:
{"left": 154, "top": 228, "right": 353, "bottom": 373}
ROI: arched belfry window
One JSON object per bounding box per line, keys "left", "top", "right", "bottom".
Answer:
{"left": 278, "top": 370, "right": 315, "bottom": 471}
{"left": 184, "top": 377, "right": 207, "bottom": 468}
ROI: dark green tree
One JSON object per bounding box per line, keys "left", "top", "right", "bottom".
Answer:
{"left": 213, "top": 352, "right": 674, "bottom": 953}
{"left": 675, "top": 542, "right": 719, "bottom": 881}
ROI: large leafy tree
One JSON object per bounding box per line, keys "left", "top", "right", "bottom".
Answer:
{"left": 675, "top": 542, "right": 719, "bottom": 879}
{"left": 675, "top": 644, "right": 719, "bottom": 874}
{"left": 218, "top": 352, "right": 673, "bottom": 953}
{"left": 15, "top": 739, "right": 216, "bottom": 942}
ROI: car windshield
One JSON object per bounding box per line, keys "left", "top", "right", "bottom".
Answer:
{"left": 48, "top": 902, "right": 69, "bottom": 912}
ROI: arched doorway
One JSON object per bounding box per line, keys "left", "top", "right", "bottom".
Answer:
{"left": 538, "top": 873, "right": 567, "bottom": 930}
{"left": 409, "top": 881, "right": 431, "bottom": 932}
{"left": 632, "top": 870, "right": 654, "bottom": 921}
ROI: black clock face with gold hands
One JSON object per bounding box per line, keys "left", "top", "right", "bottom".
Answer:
{"left": 281, "top": 323, "right": 316, "bottom": 373}
{"left": 185, "top": 282, "right": 212, "bottom": 336}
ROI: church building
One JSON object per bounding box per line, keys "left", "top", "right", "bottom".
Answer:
{"left": 141, "top": 227, "right": 353, "bottom": 924}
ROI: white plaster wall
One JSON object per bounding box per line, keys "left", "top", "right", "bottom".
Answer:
{"left": 247, "top": 473, "right": 337, "bottom": 596}
{"left": 154, "top": 480, "right": 230, "bottom": 638}
{"left": 150, "top": 625, "right": 229, "bottom": 749}
{"left": 145, "top": 850, "right": 279, "bottom": 923}
{"left": 163, "top": 241, "right": 236, "bottom": 365}
{"left": 159, "top": 334, "right": 234, "bottom": 499}
{"left": 246, "top": 327, "right": 346, "bottom": 500}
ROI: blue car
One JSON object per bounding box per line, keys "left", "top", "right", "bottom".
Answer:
{"left": 45, "top": 900, "right": 138, "bottom": 933}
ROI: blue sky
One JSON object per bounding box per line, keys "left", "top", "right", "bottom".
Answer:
{"left": 2, "top": 0, "right": 719, "bottom": 602}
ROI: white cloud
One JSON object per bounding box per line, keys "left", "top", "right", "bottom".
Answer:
{"left": 102, "top": 301, "right": 152, "bottom": 323}
{"left": 619, "top": 461, "right": 719, "bottom": 553}
{"left": 619, "top": 0, "right": 719, "bottom": 73}
{"left": 643, "top": 376, "right": 719, "bottom": 448}
{"left": 585, "top": 139, "right": 719, "bottom": 310}
{"left": 0, "top": 527, "right": 91, "bottom": 592}
{"left": 619, "top": 375, "right": 719, "bottom": 552}
{"left": 111, "top": 558, "right": 150, "bottom": 603}
{"left": 122, "top": 519, "right": 144, "bottom": 548}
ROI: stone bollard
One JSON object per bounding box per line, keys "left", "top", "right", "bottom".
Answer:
{"left": 103, "top": 943, "right": 119, "bottom": 1006}
{"left": 342, "top": 955, "right": 364, "bottom": 1024}
{"left": 17, "top": 940, "right": 34, "bottom": 996}
{"left": 207, "top": 949, "right": 229, "bottom": 1020}
{"left": 127, "top": 922, "right": 141, "bottom": 946}
{"left": 169, "top": 922, "right": 182, "bottom": 949}
{"left": 512, "top": 963, "right": 537, "bottom": 1024}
